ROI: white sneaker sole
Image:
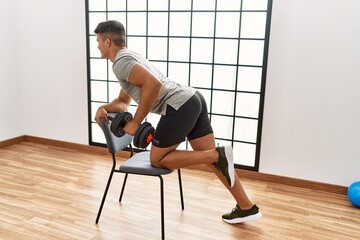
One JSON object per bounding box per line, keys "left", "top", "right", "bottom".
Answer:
{"left": 222, "top": 212, "right": 262, "bottom": 224}
{"left": 224, "top": 145, "right": 235, "bottom": 188}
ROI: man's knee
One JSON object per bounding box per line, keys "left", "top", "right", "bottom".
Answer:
{"left": 150, "top": 156, "right": 163, "bottom": 168}
{"left": 150, "top": 145, "right": 178, "bottom": 169}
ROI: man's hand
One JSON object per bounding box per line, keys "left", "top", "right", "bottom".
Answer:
{"left": 123, "top": 119, "right": 141, "bottom": 136}
{"left": 94, "top": 107, "right": 109, "bottom": 126}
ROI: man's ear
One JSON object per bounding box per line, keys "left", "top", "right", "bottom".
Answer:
{"left": 105, "top": 37, "right": 111, "bottom": 47}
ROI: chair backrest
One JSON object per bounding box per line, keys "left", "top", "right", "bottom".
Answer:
{"left": 100, "top": 113, "right": 133, "bottom": 154}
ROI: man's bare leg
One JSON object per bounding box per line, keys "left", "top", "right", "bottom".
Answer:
{"left": 150, "top": 133, "right": 253, "bottom": 209}
{"left": 189, "top": 134, "right": 253, "bottom": 210}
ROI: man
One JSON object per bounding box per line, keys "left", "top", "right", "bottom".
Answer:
{"left": 94, "top": 20, "right": 262, "bottom": 224}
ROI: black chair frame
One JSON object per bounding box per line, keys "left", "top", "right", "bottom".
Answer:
{"left": 95, "top": 116, "right": 184, "bottom": 240}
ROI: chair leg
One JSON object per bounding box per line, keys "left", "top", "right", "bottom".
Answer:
{"left": 119, "top": 173, "right": 129, "bottom": 202}
{"left": 177, "top": 169, "right": 185, "bottom": 210}
{"left": 95, "top": 169, "right": 115, "bottom": 224}
{"left": 158, "top": 176, "right": 165, "bottom": 240}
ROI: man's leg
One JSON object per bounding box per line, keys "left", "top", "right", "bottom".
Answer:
{"left": 150, "top": 134, "right": 261, "bottom": 223}
{"left": 148, "top": 90, "right": 261, "bottom": 223}
{"left": 189, "top": 134, "right": 254, "bottom": 210}
{"left": 149, "top": 141, "right": 217, "bottom": 169}
{"left": 150, "top": 134, "right": 253, "bottom": 210}
{"left": 189, "top": 135, "right": 262, "bottom": 224}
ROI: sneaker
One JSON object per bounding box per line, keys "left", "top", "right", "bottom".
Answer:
{"left": 213, "top": 145, "right": 235, "bottom": 188}
{"left": 222, "top": 204, "right": 262, "bottom": 224}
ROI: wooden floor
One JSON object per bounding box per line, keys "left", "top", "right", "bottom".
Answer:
{"left": 0, "top": 142, "right": 359, "bottom": 240}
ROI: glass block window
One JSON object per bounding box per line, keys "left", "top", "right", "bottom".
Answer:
{"left": 86, "top": 0, "right": 273, "bottom": 171}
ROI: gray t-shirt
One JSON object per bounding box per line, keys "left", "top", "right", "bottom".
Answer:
{"left": 112, "top": 49, "right": 196, "bottom": 116}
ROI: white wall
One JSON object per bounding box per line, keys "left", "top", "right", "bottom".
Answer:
{"left": 16, "top": 0, "right": 88, "bottom": 144}
{"left": 0, "top": 0, "right": 358, "bottom": 186}
{"left": 260, "top": 0, "right": 360, "bottom": 186}
{"left": 0, "top": 0, "right": 23, "bottom": 141}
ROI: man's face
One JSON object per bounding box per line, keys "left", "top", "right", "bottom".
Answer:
{"left": 96, "top": 34, "right": 109, "bottom": 59}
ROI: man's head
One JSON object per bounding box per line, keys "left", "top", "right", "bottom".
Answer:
{"left": 94, "top": 20, "right": 126, "bottom": 60}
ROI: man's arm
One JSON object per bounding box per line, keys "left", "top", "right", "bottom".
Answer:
{"left": 94, "top": 89, "right": 131, "bottom": 125}
{"left": 124, "top": 63, "right": 162, "bottom": 135}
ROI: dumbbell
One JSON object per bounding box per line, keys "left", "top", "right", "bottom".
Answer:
{"left": 133, "top": 121, "right": 160, "bottom": 148}
{"left": 108, "top": 112, "right": 133, "bottom": 138}
{"left": 109, "top": 112, "right": 159, "bottom": 148}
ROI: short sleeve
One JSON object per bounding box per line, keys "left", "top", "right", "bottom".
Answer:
{"left": 113, "top": 56, "right": 138, "bottom": 81}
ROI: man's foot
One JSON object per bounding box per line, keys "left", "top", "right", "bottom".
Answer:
{"left": 222, "top": 204, "right": 262, "bottom": 224}
{"left": 213, "top": 145, "right": 235, "bottom": 188}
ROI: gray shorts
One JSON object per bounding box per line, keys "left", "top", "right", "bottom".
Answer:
{"left": 153, "top": 91, "right": 213, "bottom": 148}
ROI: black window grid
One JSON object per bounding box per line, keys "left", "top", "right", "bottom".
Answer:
{"left": 85, "top": 0, "right": 273, "bottom": 171}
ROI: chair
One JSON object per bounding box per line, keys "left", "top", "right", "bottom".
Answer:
{"left": 95, "top": 113, "right": 185, "bottom": 240}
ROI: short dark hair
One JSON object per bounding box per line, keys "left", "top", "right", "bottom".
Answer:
{"left": 94, "top": 20, "right": 126, "bottom": 47}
